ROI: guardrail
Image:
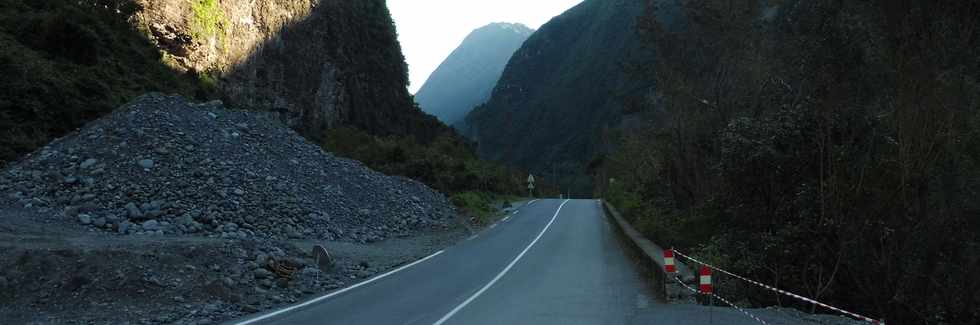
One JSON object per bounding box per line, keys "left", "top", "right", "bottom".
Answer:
{"left": 602, "top": 200, "right": 885, "bottom": 324}
{"left": 669, "top": 248, "right": 885, "bottom": 324}
{"left": 600, "top": 200, "right": 694, "bottom": 301}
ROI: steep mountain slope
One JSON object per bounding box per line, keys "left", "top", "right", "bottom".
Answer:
{"left": 462, "top": 0, "right": 648, "bottom": 192}
{"left": 0, "top": 0, "right": 448, "bottom": 165}
{"left": 415, "top": 23, "right": 534, "bottom": 126}
{"left": 599, "top": 1, "right": 980, "bottom": 324}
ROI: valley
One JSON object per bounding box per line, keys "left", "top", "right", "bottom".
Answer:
{"left": 1, "top": 0, "right": 976, "bottom": 324}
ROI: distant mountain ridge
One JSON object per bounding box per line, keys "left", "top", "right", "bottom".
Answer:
{"left": 415, "top": 22, "right": 534, "bottom": 126}
{"left": 462, "top": 0, "right": 649, "bottom": 192}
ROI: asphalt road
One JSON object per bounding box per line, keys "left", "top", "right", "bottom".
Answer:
{"left": 228, "top": 199, "right": 659, "bottom": 325}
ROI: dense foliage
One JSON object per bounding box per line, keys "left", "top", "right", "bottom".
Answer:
{"left": 0, "top": 0, "right": 205, "bottom": 165}
{"left": 189, "top": 0, "right": 227, "bottom": 41}
{"left": 320, "top": 126, "right": 545, "bottom": 199}
{"left": 0, "top": 0, "right": 450, "bottom": 166}
{"left": 597, "top": 1, "right": 979, "bottom": 324}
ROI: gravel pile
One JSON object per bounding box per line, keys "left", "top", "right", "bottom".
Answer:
{"left": 0, "top": 93, "right": 454, "bottom": 242}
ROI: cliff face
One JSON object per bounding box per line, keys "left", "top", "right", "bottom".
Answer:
{"left": 137, "top": 0, "right": 440, "bottom": 139}
{"left": 414, "top": 23, "right": 534, "bottom": 127}
{"left": 0, "top": 0, "right": 446, "bottom": 165}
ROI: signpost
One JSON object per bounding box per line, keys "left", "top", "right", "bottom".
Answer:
{"left": 312, "top": 244, "right": 331, "bottom": 282}
{"left": 527, "top": 174, "right": 535, "bottom": 198}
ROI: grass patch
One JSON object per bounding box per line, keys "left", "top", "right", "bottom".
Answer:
{"left": 190, "top": 0, "right": 226, "bottom": 42}
{"left": 450, "top": 191, "right": 500, "bottom": 223}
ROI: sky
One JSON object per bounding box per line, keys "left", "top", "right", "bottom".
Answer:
{"left": 387, "top": 0, "right": 584, "bottom": 94}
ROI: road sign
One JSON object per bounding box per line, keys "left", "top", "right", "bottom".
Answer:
{"left": 312, "top": 245, "right": 332, "bottom": 271}
{"left": 527, "top": 174, "right": 535, "bottom": 189}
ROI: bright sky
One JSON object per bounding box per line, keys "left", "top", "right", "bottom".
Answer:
{"left": 388, "top": 0, "right": 584, "bottom": 94}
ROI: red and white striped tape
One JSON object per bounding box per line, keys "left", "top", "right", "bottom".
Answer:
{"left": 673, "top": 275, "right": 699, "bottom": 295}
{"left": 672, "top": 249, "right": 884, "bottom": 325}
{"left": 710, "top": 292, "right": 771, "bottom": 325}
{"left": 671, "top": 276, "right": 771, "bottom": 325}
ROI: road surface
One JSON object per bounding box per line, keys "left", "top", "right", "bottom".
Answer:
{"left": 228, "top": 199, "right": 658, "bottom": 325}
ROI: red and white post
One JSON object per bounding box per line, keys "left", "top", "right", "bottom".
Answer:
{"left": 699, "top": 265, "right": 713, "bottom": 306}
{"left": 699, "top": 265, "right": 712, "bottom": 294}
{"left": 664, "top": 249, "right": 676, "bottom": 274}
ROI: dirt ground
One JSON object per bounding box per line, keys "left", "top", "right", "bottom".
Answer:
{"left": 0, "top": 203, "right": 483, "bottom": 325}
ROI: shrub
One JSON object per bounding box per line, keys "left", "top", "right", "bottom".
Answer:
{"left": 190, "top": 0, "right": 226, "bottom": 41}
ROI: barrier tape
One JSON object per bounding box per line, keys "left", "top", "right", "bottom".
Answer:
{"left": 671, "top": 276, "right": 770, "bottom": 325}
{"left": 709, "top": 292, "right": 771, "bottom": 325}
{"left": 672, "top": 275, "right": 700, "bottom": 295}
{"left": 672, "top": 249, "right": 883, "bottom": 324}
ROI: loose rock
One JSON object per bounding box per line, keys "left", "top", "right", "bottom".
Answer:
{"left": 80, "top": 158, "right": 98, "bottom": 169}
{"left": 0, "top": 94, "right": 453, "bottom": 241}
{"left": 142, "top": 219, "right": 160, "bottom": 232}
{"left": 126, "top": 202, "right": 143, "bottom": 219}
{"left": 118, "top": 221, "right": 131, "bottom": 234}
{"left": 138, "top": 159, "right": 155, "bottom": 169}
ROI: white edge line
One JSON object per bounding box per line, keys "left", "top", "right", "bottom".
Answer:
{"left": 433, "top": 199, "right": 570, "bottom": 325}
{"left": 233, "top": 249, "right": 445, "bottom": 325}
{"left": 501, "top": 216, "right": 510, "bottom": 222}
{"left": 467, "top": 234, "right": 479, "bottom": 241}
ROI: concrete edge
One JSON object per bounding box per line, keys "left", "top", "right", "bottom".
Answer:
{"left": 600, "top": 201, "right": 696, "bottom": 291}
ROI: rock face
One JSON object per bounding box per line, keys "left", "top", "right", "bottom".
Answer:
{"left": 0, "top": 94, "right": 454, "bottom": 242}
{"left": 462, "top": 0, "right": 650, "bottom": 191}
{"left": 414, "top": 23, "right": 534, "bottom": 126}
{"left": 136, "top": 0, "right": 445, "bottom": 140}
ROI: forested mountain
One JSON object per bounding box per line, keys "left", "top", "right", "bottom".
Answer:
{"left": 415, "top": 23, "right": 533, "bottom": 126}
{"left": 462, "top": 0, "right": 649, "bottom": 194}
{"left": 0, "top": 0, "right": 448, "bottom": 164}
{"left": 597, "top": 1, "right": 980, "bottom": 324}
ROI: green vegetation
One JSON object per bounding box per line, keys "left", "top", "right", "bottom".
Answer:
{"left": 450, "top": 192, "right": 495, "bottom": 221}
{"left": 320, "top": 126, "right": 544, "bottom": 219}
{"left": 463, "top": 0, "right": 648, "bottom": 195}
{"left": 196, "top": 68, "right": 221, "bottom": 98}
{"left": 321, "top": 127, "right": 528, "bottom": 195}
{"left": 0, "top": 0, "right": 205, "bottom": 165}
{"left": 189, "top": 0, "right": 226, "bottom": 43}
{"left": 597, "top": 1, "right": 979, "bottom": 323}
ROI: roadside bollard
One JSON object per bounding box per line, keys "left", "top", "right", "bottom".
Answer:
{"left": 699, "top": 265, "right": 712, "bottom": 294}
{"left": 699, "top": 265, "right": 712, "bottom": 306}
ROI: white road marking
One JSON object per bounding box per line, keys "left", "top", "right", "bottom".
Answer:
{"left": 467, "top": 234, "right": 479, "bottom": 241}
{"left": 433, "top": 199, "right": 571, "bottom": 325}
{"left": 501, "top": 216, "right": 510, "bottom": 222}
{"left": 232, "top": 250, "right": 445, "bottom": 325}
{"left": 511, "top": 210, "right": 518, "bottom": 215}
{"left": 488, "top": 223, "right": 497, "bottom": 229}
